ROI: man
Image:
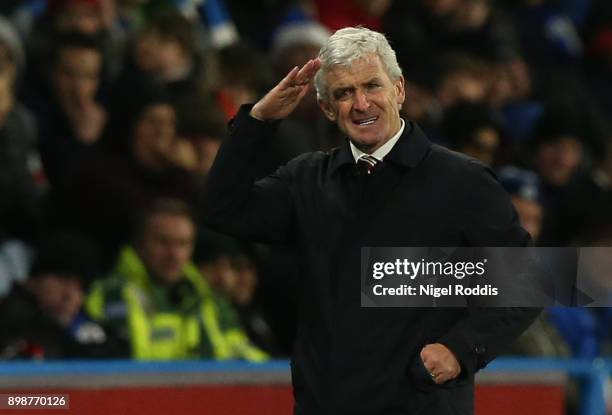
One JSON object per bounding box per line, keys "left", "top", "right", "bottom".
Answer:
{"left": 24, "top": 31, "right": 106, "bottom": 187}
{"left": 441, "top": 102, "right": 503, "bottom": 167}
{"left": 203, "top": 27, "right": 538, "bottom": 414}
{"left": 0, "top": 232, "right": 125, "bottom": 359}
{"left": 86, "top": 198, "right": 267, "bottom": 361}
{"left": 0, "top": 22, "right": 44, "bottom": 243}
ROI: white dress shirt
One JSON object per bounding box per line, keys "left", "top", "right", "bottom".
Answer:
{"left": 349, "top": 119, "right": 406, "bottom": 163}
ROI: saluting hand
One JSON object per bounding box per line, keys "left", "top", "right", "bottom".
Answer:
{"left": 250, "top": 58, "right": 321, "bottom": 121}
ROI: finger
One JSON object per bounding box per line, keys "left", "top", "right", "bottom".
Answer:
{"left": 422, "top": 358, "right": 435, "bottom": 373}
{"left": 434, "top": 367, "right": 460, "bottom": 384}
{"left": 435, "top": 371, "right": 456, "bottom": 384}
{"left": 295, "top": 59, "right": 318, "bottom": 85}
{"left": 433, "top": 374, "right": 447, "bottom": 384}
{"left": 429, "top": 369, "right": 447, "bottom": 384}
{"left": 296, "top": 83, "right": 311, "bottom": 100}
{"left": 294, "top": 61, "right": 313, "bottom": 85}
{"left": 420, "top": 347, "right": 432, "bottom": 363}
{"left": 305, "top": 58, "right": 322, "bottom": 77}
{"left": 279, "top": 66, "right": 300, "bottom": 90}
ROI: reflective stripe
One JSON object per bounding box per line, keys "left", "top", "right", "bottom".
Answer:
{"left": 109, "top": 245, "right": 268, "bottom": 361}
{"left": 123, "top": 285, "right": 152, "bottom": 359}
{"left": 86, "top": 284, "right": 105, "bottom": 320}
{"left": 117, "top": 247, "right": 152, "bottom": 291}
{"left": 145, "top": 314, "right": 186, "bottom": 359}
{"left": 185, "top": 261, "right": 234, "bottom": 359}
{"left": 200, "top": 300, "right": 231, "bottom": 359}
{"left": 225, "top": 329, "right": 269, "bottom": 362}
{"left": 184, "top": 317, "right": 200, "bottom": 357}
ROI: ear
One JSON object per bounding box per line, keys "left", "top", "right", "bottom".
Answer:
{"left": 318, "top": 98, "right": 337, "bottom": 122}
{"left": 395, "top": 75, "right": 406, "bottom": 109}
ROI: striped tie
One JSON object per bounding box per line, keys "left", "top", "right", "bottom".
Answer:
{"left": 357, "top": 155, "right": 379, "bottom": 176}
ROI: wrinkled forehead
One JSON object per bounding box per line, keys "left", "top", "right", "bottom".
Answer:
{"left": 324, "top": 55, "right": 390, "bottom": 84}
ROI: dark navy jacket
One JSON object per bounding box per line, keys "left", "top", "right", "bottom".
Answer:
{"left": 202, "top": 106, "right": 539, "bottom": 415}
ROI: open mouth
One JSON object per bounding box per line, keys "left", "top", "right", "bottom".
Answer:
{"left": 353, "top": 116, "right": 379, "bottom": 126}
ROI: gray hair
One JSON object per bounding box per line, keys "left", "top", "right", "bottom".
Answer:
{"left": 314, "top": 27, "right": 402, "bottom": 102}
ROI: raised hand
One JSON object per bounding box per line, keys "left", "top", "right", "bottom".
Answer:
{"left": 250, "top": 58, "right": 321, "bottom": 121}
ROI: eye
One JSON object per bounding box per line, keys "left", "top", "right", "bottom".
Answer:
{"left": 334, "top": 89, "right": 352, "bottom": 100}
{"left": 366, "top": 82, "right": 381, "bottom": 90}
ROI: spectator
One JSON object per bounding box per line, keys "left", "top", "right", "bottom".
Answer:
{"left": 514, "top": 0, "right": 584, "bottom": 68}
{"left": 498, "top": 166, "right": 543, "bottom": 242}
{"left": 440, "top": 101, "right": 503, "bottom": 166}
{"left": 434, "top": 52, "right": 492, "bottom": 109}
{"left": 24, "top": 31, "right": 106, "bottom": 187}
{"left": 384, "top": 0, "right": 519, "bottom": 68}
{"left": 22, "top": 0, "right": 114, "bottom": 89}
{"left": 526, "top": 104, "right": 592, "bottom": 245}
{"left": 174, "top": 93, "right": 227, "bottom": 179}
{"left": 0, "top": 231, "right": 127, "bottom": 359}
{"left": 550, "top": 137, "right": 612, "bottom": 245}
{"left": 260, "top": 21, "right": 342, "bottom": 176}
{"left": 113, "top": 11, "right": 207, "bottom": 104}
{"left": 195, "top": 229, "right": 281, "bottom": 355}
{"left": 0, "top": 20, "right": 44, "bottom": 243}
{"left": 86, "top": 198, "right": 267, "bottom": 360}
{"left": 46, "top": 86, "right": 196, "bottom": 267}
{"left": 528, "top": 104, "right": 587, "bottom": 189}
{"left": 214, "top": 41, "right": 272, "bottom": 120}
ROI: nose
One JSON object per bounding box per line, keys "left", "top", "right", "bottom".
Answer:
{"left": 353, "top": 89, "right": 370, "bottom": 111}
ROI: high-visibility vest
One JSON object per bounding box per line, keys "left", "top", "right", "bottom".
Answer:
{"left": 86, "top": 247, "right": 268, "bottom": 361}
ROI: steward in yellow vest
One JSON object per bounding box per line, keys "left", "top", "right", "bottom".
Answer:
{"left": 86, "top": 199, "right": 267, "bottom": 361}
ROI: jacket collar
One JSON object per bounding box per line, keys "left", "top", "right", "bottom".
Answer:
{"left": 328, "top": 121, "right": 431, "bottom": 175}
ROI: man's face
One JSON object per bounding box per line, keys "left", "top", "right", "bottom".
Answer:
{"left": 138, "top": 213, "right": 195, "bottom": 285}
{"left": 319, "top": 55, "right": 405, "bottom": 153}
{"left": 53, "top": 47, "right": 101, "bottom": 107}
{"left": 192, "top": 137, "right": 221, "bottom": 175}
{"left": 132, "top": 103, "right": 176, "bottom": 168}
{"left": 462, "top": 126, "right": 500, "bottom": 166}
{"left": 134, "top": 31, "right": 188, "bottom": 81}
{"left": 536, "top": 136, "right": 583, "bottom": 186}
{"left": 28, "top": 274, "right": 83, "bottom": 326}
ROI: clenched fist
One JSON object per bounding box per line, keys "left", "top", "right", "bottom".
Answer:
{"left": 420, "top": 343, "right": 461, "bottom": 384}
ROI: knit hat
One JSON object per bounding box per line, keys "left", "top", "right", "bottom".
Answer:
{"left": 271, "top": 21, "right": 331, "bottom": 56}
{"left": 29, "top": 231, "right": 101, "bottom": 288}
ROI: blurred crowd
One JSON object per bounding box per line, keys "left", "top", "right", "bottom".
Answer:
{"left": 0, "top": 0, "right": 610, "bottom": 364}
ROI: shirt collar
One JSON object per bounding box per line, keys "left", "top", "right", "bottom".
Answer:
{"left": 329, "top": 120, "right": 431, "bottom": 175}
{"left": 349, "top": 119, "right": 406, "bottom": 163}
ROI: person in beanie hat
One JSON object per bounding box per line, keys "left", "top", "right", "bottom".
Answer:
{"left": 0, "top": 231, "right": 128, "bottom": 359}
